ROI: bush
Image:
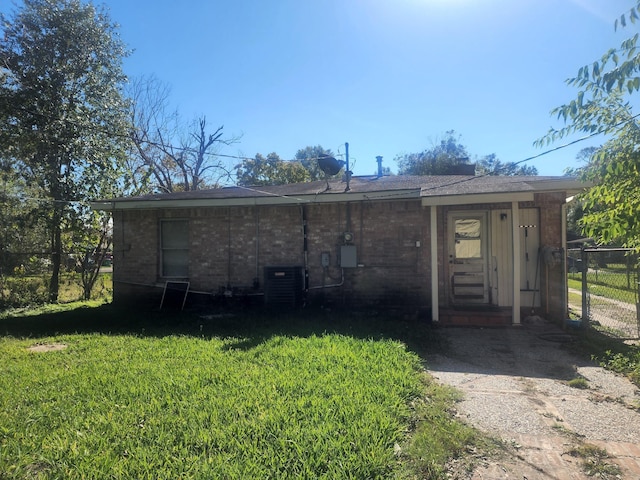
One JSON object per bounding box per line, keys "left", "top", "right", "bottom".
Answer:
{"left": 598, "top": 350, "right": 640, "bottom": 386}
{"left": 0, "top": 275, "right": 48, "bottom": 309}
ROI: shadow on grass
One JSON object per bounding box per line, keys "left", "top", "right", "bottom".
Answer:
{"left": 0, "top": 302, "right": 446, "bottom": 356}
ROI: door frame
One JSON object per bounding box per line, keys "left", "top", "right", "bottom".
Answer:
{"left": 448, "top": 211, "right": 490, "bottom": 305}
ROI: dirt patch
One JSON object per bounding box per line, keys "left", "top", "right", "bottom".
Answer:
{"left": 28, "top": 343, "right": 67, "bottom": 352}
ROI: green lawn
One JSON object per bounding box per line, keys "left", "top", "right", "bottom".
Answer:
{"left": 567, "top": 272, "right": 637, "bottom": 305}
{"left": 0, "top": 304, "right": 476, "bottom": 479}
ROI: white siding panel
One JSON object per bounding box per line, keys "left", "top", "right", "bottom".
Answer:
{"left": 490, "top": 210, "right": 513, "bottom": 306}
{"left": 520, "top": 208, "right": 541, "bottom": 308}
{"left": 490, "top": 208, "right": 541, "bottom": 308}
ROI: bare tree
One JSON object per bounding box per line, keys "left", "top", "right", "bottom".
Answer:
{"left": 128, "top": 76, "right": 236, "bottom": 193}
{"left": 176, "top": 117, "right": 230, "bottom": 191}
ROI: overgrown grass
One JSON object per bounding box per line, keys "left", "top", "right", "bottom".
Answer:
{"left": 0, "top": 303, "right": 476, "bottom": 479}
{"left": 597, "top": 348, "right": 640, "bottom": 387}
{"left": 569, "top": 328, "right": 640, "bottom": 387}
{"left": 0, "top": 272, "right": 112, "bottom": 309}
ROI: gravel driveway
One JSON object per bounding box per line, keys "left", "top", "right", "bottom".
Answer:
{"left": 426, "top": 320, "right": 640, "bottom": 479}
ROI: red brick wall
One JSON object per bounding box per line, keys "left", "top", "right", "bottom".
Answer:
{"left": 111, "top": 192, "right": 567, "bottom": 318}
{"left": 305, "top": 201, "right": 431, "bottom": 307}
{"left": 535, "top": 192, "right": 566, "bottom": 320}
{"left": 112, "top": 200, "right": 432, "bottom": 308}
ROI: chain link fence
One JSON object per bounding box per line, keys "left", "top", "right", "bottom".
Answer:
{"left": 567, "top": 247, "right": 640, "bottom": 339}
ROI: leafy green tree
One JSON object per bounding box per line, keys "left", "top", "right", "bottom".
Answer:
{"left": 537, "top": 2, "right": 640, "bottom": 249}
{"left": 0, "top": 0, "right": 130, "bottom": 301}
{"left": 562, "top": 148, "right": 597, "bottom": 241}
{"left": 235, "top": 153, "right": 310, "bottom": 186}
{"left": 476, "top": 154, "right": 538, "bottom": 176}
{"left": 395, "top": 130, "right": 473, "bottom": 175}
{"left": 0, "top": 164, "right": 50, "bottom": 275}
{"left": 294, "top": 145, "right": 336, "bottom": 181}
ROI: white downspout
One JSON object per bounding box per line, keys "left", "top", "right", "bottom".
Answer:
{"left": 430, "top": 205, "right": 439, "bottom": 322}
{"left": 512, "top": 201, "right": 521, "bottom": 325}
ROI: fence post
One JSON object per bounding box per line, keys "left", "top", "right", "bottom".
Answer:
{"left": 581, "top": 246, "right": 589, "bottom": 327}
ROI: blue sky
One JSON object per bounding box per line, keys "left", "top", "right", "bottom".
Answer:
{"left": 99, "top": 1, "right": 631, "bottom": 176}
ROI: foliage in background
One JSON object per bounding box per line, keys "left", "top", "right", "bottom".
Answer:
{"left": 234, "top": 145, "right": 336, "bottom": 186}
{"left": 475, "top": 153, "right": 538, "bottom": 176}
{"left": 0, "top": 272, "right": 112, "bottom": 309}
{"left": 235, "top": 152, "right": 310, "bottom": 186}
{"left": 395, "top": 130, "right": 472, "bottom": 175}
{"left": 537, "top": 1, "right": 640, "bottom": 250}
{"left": 396, "top": 130, "right": 537, "bottom": 176}
{"left": 0, "top": 0, "right": 130, "bottom": 301}
{"left": 294, "top": 145, "right": 336, "bottom": 181}
{"left": 0, "top": 166, "right": 50, "bottom": 275}
{"left": 562, "top": 149, "right": 598, "bottom": 240}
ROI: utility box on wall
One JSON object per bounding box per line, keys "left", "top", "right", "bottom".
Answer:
{"left": 340, "top": 245, "right": 357, "bottom": 268}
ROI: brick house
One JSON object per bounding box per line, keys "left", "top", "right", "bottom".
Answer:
{"left": 92, "top": 174, "right": 584, "bottom": 325}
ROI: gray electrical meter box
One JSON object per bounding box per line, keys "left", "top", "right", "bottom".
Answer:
{"left": 340, "top": 245, "right": 357, "bottom": 268}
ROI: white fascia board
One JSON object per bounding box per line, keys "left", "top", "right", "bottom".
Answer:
{"left": 526, "top": 178, "right": 586, "bottom": 191}
{"left": 421, "top": 192, "right": 534, "bottom": 206}
{"left": 528, "top": 179, "right": 592, "bottom": 198}
{"left": 91, "top": 189, "right": 422, "bottom": 211}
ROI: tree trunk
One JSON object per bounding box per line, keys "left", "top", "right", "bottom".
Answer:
{"left": 81, "top": 226, "right": 111, "bottom": 300}
{"left": 48, "top": 212, "right": 62, "bottom": 303}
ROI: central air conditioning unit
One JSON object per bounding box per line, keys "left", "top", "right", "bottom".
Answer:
{"left": 264, "top": 266, "right": 304, "bottom": 307}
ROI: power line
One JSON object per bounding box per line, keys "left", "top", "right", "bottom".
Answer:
{"left": 7, "top": 101, "right": 640, "bottom": 204}
{"left": 9, "top": 105, "right": 340, "bottom": 165}
{"left": 413, "top": 112, "right": 640, "bottom": 195}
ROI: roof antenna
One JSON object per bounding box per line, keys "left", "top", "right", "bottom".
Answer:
{"left": 344, "top": 142, "right": 351, "bottom": 192}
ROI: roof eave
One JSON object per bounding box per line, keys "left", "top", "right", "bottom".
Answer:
{"left": 90, "top": 189, "right": 423, "bottom": 211}
{"left": 421, "top": 192, "right": 535, "bottom": 206}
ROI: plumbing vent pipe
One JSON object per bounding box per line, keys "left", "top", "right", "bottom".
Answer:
{"left": 376, "top": 156, "right": 383, "bottom": 177}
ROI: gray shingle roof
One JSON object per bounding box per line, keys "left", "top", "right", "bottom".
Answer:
{"left": 107, "top": 174, "right": 580, "bottom": 203}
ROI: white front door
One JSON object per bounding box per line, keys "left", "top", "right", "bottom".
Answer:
{"left": 449, "top": 213, "right": 489, "bottom": 304}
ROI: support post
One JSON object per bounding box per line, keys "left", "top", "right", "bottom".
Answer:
{"left": 512, "top": 201, "right": 521, "bottom": 325}
{"left": 430, "top": 205, "right": 439, "bottom": 322}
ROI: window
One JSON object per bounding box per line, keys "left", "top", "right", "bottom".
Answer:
{"left": 160, "top": 219, "right": 189, "bottom": 277}
{"left": 454, "top": 218, "right": 482, "bottom": 259}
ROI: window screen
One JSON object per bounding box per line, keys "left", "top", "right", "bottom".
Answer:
{"left": 161, "top": 220, "right": 189, "bottom": 277}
